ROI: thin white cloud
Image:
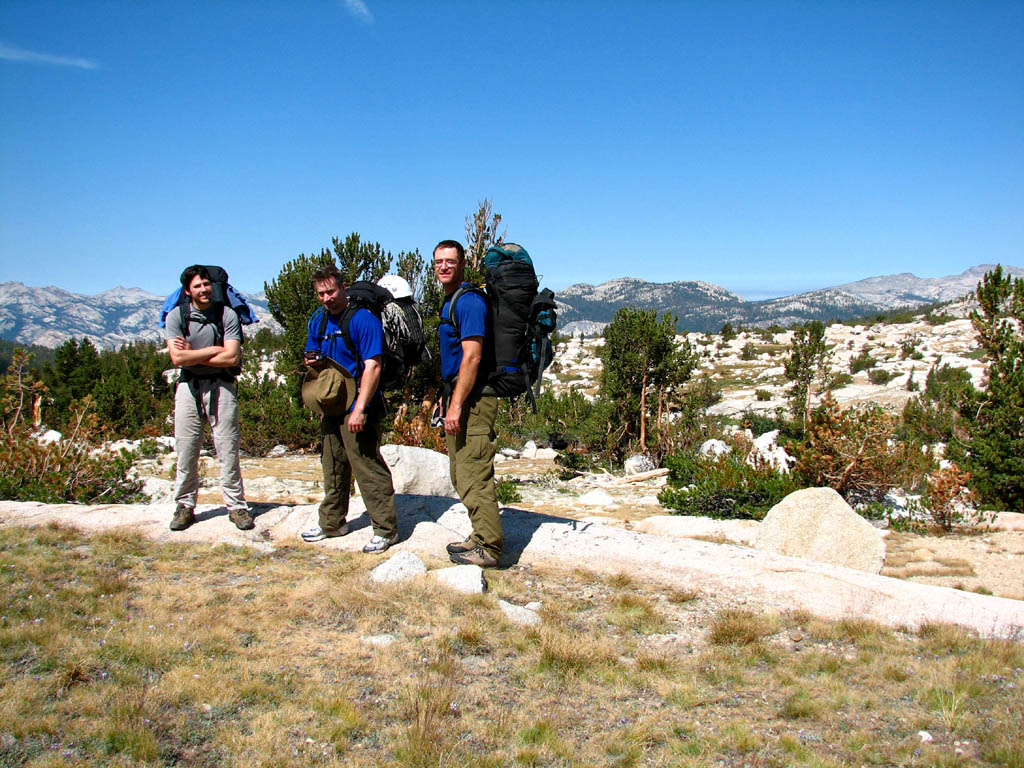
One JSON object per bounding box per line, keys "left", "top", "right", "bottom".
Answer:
{"left": 0, "top": 42, "right": 100, "bottom": 70}
{"left": 340, "top": 0, "right": 374, "bottom": 24}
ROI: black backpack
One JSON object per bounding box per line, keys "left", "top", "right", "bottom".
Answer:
{"left": 311, "top": 281, "right": 428, "bottom": 391}
{"left": 442, "top": 243, "right": 558, "bottom": 405}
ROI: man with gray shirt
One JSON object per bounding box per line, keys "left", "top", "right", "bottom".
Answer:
{"left": 164, "top": 265, "right": 252, "bottom": 531}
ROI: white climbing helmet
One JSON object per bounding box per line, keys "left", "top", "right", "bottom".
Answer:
{"left": 377, "top": 274, "right": 413, "bottom": 300}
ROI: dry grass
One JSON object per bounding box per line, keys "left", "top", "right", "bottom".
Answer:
{"left": 2, "top": 521, "right": 1023, "bottom": 767}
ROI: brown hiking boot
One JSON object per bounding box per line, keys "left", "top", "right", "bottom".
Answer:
{"left": 170, "top": 505, "right": 195, "bottom": 531}
{"left": 229, "top": 508, "right": 255, "bottom": 531}
{"left": 449, "top": 545, "right": 500, "bottom": 569}
{"left": 445, "top": 537, "right": 476, "bottom": 555}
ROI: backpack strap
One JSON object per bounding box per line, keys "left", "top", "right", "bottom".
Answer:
{"left": 314, "top": 306, "right": 329, "bottom": 342}
{"left": 180, "top": 301, "right": 226, "bottom": 345}
{"left": 309, "top": 306, "right": 346, "bottom": 371}
{"left": 338, "top": 305, "right": 364, "bottom": 378}
{"left": 440, "top": 285, "right": 486, "bottom": 339}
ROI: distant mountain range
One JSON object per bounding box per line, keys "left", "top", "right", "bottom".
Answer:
{"left": 0, "top": 284, "right": 282, "bottom": 349}
{"left": 1, "top": 264, "right": 1021, "bottom": 348}
{"left": 556, "top": 264, "right": 1024, "bottom": 335}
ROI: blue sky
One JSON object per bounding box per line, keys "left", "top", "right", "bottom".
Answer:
{"left": 1, "top": 1, "right": 1021, "bottom": 301}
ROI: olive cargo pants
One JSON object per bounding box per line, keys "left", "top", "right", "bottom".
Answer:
{"left": 446, "top": 394, "right": 501, "bottom": 558}
{"left": 319, "top": 412, "right": 396, "bottom": 539}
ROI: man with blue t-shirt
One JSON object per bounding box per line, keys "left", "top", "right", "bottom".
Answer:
{"left": 434, "top": 239, "right": 501, "bottom": 568}
{"left": 300, "top": 265, "right": 397, "bottom": 553}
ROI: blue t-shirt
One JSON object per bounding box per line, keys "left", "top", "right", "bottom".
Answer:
{"left": 306, "top": 307, "right": 383, "bottom": 378}
{"left": 439, "top": 285, "right": 491, "bottom": 382}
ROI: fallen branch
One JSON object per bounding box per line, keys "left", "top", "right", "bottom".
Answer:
{"left": 606, "top": 468, "right": 670, "bottom": 486}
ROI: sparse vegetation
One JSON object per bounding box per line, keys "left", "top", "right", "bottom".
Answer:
{"left": 1, "top": 523, "right": 1021, "bottom": 768}
{"left": 1, "top": 351, "right": 145, "bottom": 503}
{"left": 849, "top": 347, "right": 877, "bottom": 373}
{"left": 868, "top": 367, "right": 896, "bottom": 385}
{"left": 793, "top": 396, "right": 929, "bottom": 503}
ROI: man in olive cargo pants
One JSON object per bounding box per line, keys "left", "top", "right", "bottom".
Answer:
{"left": 433, "top": 239, "right": 501, "bottom": 568}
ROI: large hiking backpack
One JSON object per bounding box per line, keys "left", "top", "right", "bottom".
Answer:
{"left": 311, "top": 280, "right": 428, "bottom": 392}
{"left": 443, "top": 243, "right": 558, "bottom": 404}
{"left": 159, "top": 265, "right": 258, "bottom": 338}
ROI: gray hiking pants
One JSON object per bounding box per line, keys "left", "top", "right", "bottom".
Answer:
{"left": 173, "top": 378, "right": 248, "bottom": 512}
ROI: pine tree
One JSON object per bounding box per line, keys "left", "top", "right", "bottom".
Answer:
{"left": 464, "top": 198, "right": 505, "bottom": 283}
{"left": 965, "top": 265, "right": 1024, "bottom": 511}
{"left": 600, "top": 308, "right": 695, "bottom": 455}
{"left": 784, "top": 320, "right": 829, "bottom": 428}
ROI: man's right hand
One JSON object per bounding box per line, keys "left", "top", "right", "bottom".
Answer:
{"left": 444, "top": 400, "right": 463, "bottom": 434}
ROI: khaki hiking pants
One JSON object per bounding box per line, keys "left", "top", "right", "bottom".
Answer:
{"left": 446, "top": 394, "right": 501, "bottom": 558}
{"left": 319, "top": 412, "right": 397, "bottom": 539}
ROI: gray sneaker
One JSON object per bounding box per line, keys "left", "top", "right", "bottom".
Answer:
{"left": 362, "top": 534, "right": 398, "bottom": 554}
{"left": 169, "top": 505, "right": 195, "bottom": 531}
{"left": 301, "top": 524, "right": 349, "bottom": 542}
{"left": 229, "top": 508, "right": 255, "bottom": 531}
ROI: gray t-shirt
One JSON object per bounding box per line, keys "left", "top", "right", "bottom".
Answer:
{"left": 165, "top": 303, "right": 242, "bottom": 376}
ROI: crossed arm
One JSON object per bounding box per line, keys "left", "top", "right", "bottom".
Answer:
{"left": 166, "top": 338, "right": 241, "bottom": 368}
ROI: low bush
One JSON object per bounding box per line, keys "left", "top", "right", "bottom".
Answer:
{"left": 827, "top": 371, "right": 854, "bottom": 389}
{"left": 234, "top": 363, "right": 319, "bottom": 456}
{"left": 849, "top": 349, "right": 877, "bottom": 374}
{"left": 496, "top": 480, "right": 522, "bottom": 505}
{"left": 868, "top": 368, "right": 896, "bottom": 385}
{"left": 921, "top": 464, "right": 990, "bottom": 531}
{"left": 740, "top": 409, "right": 802, "bottom": 442}
{"left": 658, "top": 448, "right": 800, "bottom": 520}
{"left": 0, "top": 400, "right": 145, "bottom": 504}
{"left": 755, "top": 389, "right": 772, "bottom": 401}
{"left": 794, "top": 397, "right": 931, "bottom": 503}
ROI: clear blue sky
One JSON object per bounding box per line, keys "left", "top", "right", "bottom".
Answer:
{"left": 1, "top": 1, "right": 1021, "bottom": 300}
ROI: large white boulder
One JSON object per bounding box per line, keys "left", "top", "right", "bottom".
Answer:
{"left": 379, "top": 445, "right": 456, "bottom": 497}
{"left": 755, "top": 487, "right": 885, "bottom": 573}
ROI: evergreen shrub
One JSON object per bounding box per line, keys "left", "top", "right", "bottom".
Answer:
{"left": 868, "top": 368, "right": 896, "bottom": 385}
{"left": 658, "top": 449, "right": 800, "bottom": 520}
{"left": 849, "top": 349, "right": 877, "bottom": 374}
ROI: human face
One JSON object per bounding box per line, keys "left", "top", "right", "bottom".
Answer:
{"left": 186, "top": 275, "right": 213, "bottom": 310}
{"left": 315, "top": 277, "right": 347, "bottom": 315}
{"left": 433, "top": 246, "right": 465, "bottom": 294}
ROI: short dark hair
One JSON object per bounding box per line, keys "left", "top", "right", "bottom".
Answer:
{"left": 433, "top": 240, "right": 465, "bottom": 261}
{"left": 311, "top": 265, "right": 344, "bottom": 289}
{"left": 180, "top": 265, "right": 211, "bottom": 292}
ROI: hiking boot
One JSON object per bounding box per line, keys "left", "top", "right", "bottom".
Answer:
{"left": 445, "top": 537, "right": 476, "bottom": 555}
{"left": 169, "top": 505, "right": 195, "bottom": 531}
{"left": 449, "top": 545, "right": 500, "bottom": 569}
{"left": 362, "top": 534, "right": 398, "bottom": 554}
{"left": 300, "top": 524, "right": 349, "bottom": 542}
{"left": 229, "top": 508, "right": 255, "bottom": 531}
